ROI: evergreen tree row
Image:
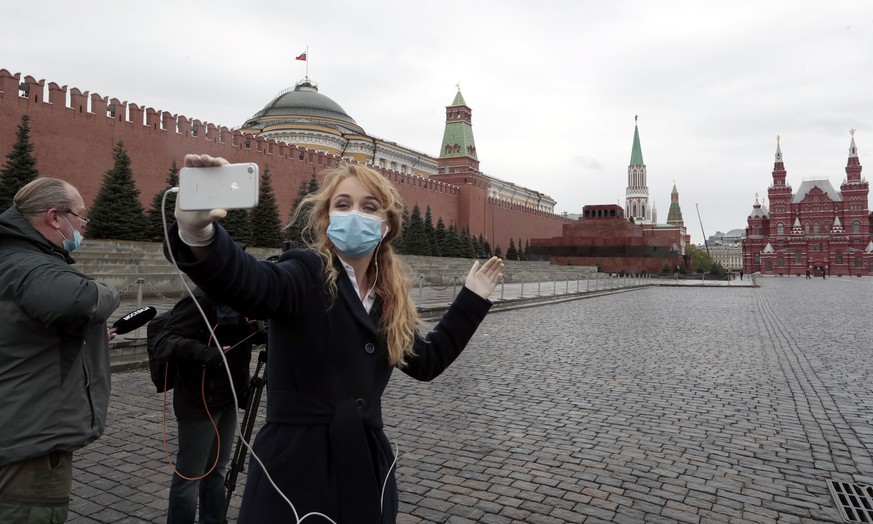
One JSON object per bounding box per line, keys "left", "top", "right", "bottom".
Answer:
{"left": 75, "top": 140, "right": 288, "bottom": 246}
{"left": 392, "top": 202, "right": 530, "bottom": 260}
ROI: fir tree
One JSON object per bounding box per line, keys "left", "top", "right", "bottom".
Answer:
{"left": 434, "top": 217, "right": 447, "bottom": 257}
{"left": 494, "top": 244, "right": 503, "bottom": 259}
{"left": 251, "top": 167, "right": 283, "bottom": 248}
{"left": 423, "top": 206, "right": 436, "bottom": 255}
{"left": 524, "top": 239, "right": 530, "bottom": 261}
{"left": 285, "top": 172, "right": 319, "bottom": 247}
{"left": 517, "top": 238, "right": 525, "bottom": 261}
{"left": 479, "top": 234, "right": 492, "bottom": 258}
{"left": 471, "top": 234, "right": 484, "bottom": 260}
{"left": 506, "top": 238, "right": 518, "bottom": 260}
{"left": 405, "top": 203, "right": 429, "bottom": 255}
{"left": 460, "top": 226, "right": 476, "bottom": 258}
{"left": 145, "top": 161, "right": 179, "bottom": 240}
{"left": 86, "top": 141, "right": 147, "bottom": 240}
{"left": 481, "top": 235, "right": 492, "bottom": 258}
{"left": 0, "top": 114, "right": 39, "bottom": 211}
{"left": 222, "top": 209, "right": 253, "bottom": 245}
{"left": 445, "top": 224, "right": 463, "bottom": 257}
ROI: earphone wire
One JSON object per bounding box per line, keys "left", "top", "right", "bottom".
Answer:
{"left": 162, "top": 189, "right": 340, "bottom": 523}
{"left": 162, "top": 190, "right": 398, "bottom": 522}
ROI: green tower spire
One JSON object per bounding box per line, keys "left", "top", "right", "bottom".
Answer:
{"left": 667, "top": 182, "right": 684, "bottom": 225}
{"left": 629, "top": 121, "right": 644, "bottom": 166}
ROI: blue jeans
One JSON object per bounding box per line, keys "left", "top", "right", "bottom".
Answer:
{"left": 167, "top": 406, "right": 237, "bottom": 524}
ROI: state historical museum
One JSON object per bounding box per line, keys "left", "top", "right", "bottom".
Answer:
{"left": 742, "top": 134, "right": 873, "bottom": 277}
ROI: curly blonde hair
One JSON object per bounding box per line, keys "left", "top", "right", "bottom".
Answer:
{"left": 288, "top": 163, "right": 419, "bottom": 367}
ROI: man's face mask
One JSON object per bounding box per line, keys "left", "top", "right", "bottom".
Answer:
{"left": 327, "top": 210, "right": 385, "bottom": 258}
{"left": 59, "top": 215, "right": 84, "bottom": 252}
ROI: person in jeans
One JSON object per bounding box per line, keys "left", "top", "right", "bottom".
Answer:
{"left": 0, "top": 178, "right": 119, "bottom": 523}
{"left": 152, "top": 287, "right": 256, "bottom": 524}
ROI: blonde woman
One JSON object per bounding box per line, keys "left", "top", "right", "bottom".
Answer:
{"left": 167, "top": 154, "right": 503, "bottom": 523}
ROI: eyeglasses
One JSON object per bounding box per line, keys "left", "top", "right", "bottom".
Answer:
{"left": 63, "top": 209, "right": 89, "bottom": 227}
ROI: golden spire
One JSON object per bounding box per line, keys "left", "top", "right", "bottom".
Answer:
{"left": 776, "top": 134, "right": 780, "bottom": 144}
{"left": 455, "top": 81, "right": 461, "bottom": 91}
{"left": 850, "top": 128, "right": 856, "bottom": 137}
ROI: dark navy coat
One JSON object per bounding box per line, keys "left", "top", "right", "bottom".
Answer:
{"left": 166, "top": 224, "right": 491, "bottom": 523}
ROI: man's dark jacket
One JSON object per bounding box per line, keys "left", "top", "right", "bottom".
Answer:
{"left": 0, "top": 207, "right": 119, "bottom": 466}
{"left": 166, "top": 223, "right": 491, "bottom": 523}
{"left": 152, "top": 287, "right": 255, "bottom": 418}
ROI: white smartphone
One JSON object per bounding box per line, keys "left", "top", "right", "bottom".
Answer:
{"left": 178, "top": 163, "right": 260, "bottom": 211}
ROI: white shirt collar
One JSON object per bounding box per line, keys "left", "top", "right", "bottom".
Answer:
{"left": 340, "top": 260, "right": 376, "bottom": 313}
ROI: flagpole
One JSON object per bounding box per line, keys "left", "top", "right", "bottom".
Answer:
{"left": 305, "top": 46, "right": 309, "bottom": 79}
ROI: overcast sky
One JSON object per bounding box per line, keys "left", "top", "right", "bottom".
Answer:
{"left": 2, "top": 1, "right": 872, "bottom": 244}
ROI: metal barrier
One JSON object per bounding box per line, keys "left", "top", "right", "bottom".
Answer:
{"left": 410, "top": 271, "right": 651, "bottom": 308}
{"left": 117, "top": 271, "right": 655, "bottom": 326}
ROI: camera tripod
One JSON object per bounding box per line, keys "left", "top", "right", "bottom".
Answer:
{"left": 221, "top": 348, "right": 267, "bottom": 521}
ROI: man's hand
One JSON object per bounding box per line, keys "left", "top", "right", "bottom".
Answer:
{"left": 201, "top": 345, "right": 231, "bottom": 368}
{"left": 175, "top": 154, "right": 229, "bottom": 247}
{"left": 464, "top": 256, "right": 504, "bottom": 300}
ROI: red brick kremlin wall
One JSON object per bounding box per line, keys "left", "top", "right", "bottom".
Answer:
{"left": 0, "top": 69, "right": 566, "bottom": 252}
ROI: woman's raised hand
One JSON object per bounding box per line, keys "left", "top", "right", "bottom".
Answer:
{"left": 174, "top": 154, "right": 229, "bottom": 246}
{"left": 464, "top": 256, "right": 504, "bottom": 300}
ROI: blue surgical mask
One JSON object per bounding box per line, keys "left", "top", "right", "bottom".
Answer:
{"left": 59, "top": 216, "right": 84, "bottom": 252}
{"left": 327, "top": 210, "right": 384, "bottom": 258}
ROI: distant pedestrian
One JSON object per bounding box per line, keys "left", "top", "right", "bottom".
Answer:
{"left": 806, "top": 268, "right": 811, "bottom": 279}
{"left": 739, "top": 269, "right": 743, "bottom": 281}
{"left": 822, "top": 267, "right": 826, "bottom": 279}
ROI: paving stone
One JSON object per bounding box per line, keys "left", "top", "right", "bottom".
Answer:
{"left": 61, "top": 279, "right": 872, "bottom": 522}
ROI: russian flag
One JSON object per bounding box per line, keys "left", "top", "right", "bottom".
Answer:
{"left": 295, "top": 51, "right": 307, "bottom": 61}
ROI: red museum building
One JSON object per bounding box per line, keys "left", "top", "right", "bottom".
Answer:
{"left": 742, "top": 134, "right": 873, "bottom": 277}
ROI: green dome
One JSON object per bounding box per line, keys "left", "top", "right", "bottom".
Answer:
{"left": 244, "top": 78, "right": 363, "bottom": 133}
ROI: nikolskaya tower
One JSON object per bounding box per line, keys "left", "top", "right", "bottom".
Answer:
{"left": 625, "top": 116, "right": 652, "bottom": 223}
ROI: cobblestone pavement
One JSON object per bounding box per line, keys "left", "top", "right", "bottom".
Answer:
{"left": 69, "top": 276, "right": 871, "bottom": 523}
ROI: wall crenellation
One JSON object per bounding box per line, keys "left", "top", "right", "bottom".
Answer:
{"left": 488, "top": 196, "right": 572, "bottom": 221}
{"left": 1, "top": 69, "right": 490, "bottom": 204}
{"left": 1, "top": 67, "right": 567, "bottom": 250}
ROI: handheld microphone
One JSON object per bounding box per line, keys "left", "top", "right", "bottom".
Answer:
{"left": 110, "top": 306, "right": 157, "bottom": 335}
